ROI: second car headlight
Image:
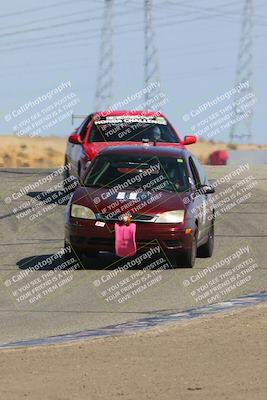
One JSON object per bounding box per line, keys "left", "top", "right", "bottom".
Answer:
{"left": 71, "top": 204, "right": 96, "bottom": 219}
{"left": 155, "top": 210, "right": 184, "bottom": 223}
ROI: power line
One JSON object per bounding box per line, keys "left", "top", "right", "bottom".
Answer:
{"left": 0, "top": 16, "right": 103, "bottom": 38}
{"left": 0, "top": 0, "right": 90, "bottom": 19}
{"left": 164, "top": 0, "right": 267, "bottom": 25}
{"left": 0, "top": 5, "right": 246, "bottom": 49}
{"left": 0, "top": 0, "right": 264, "bottom": 56}
{"left": 0, "top": 10, "right": 251, "bottom": 53}
{"left": 1, "top": 0, "right": 265, "bottom": 48}
{"left": 0, "top": 7, "right": 103, "bottom": 32}
{"left": 0, "top": 1, "right": 234, "bottom": 39}
{"left": 0, "top": 6, "right": 144, "bottom": 40}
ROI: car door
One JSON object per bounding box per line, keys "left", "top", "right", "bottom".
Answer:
{"left": 67, "top": 114, "right": 93, "bottom": 178}
{"left": 188, "top": 156, "right": 208, "bottom": 242}
{"left": 192, "top": 155, "right": 214, "bottom": 228}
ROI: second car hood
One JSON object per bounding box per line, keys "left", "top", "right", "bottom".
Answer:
{"left": 83, "top": 141, "right": 185, "bottom": 159}
{"left": 72, "top": 186, "right": 189, "bottom": 217}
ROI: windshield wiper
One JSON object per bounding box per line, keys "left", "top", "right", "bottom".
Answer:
{"left": 157, "top": 188, "right": 176, "bottom": 193}
{"left": 86, "top": 183, "right": 110, "bottom": 188}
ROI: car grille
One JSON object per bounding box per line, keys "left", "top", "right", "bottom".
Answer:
{"left": 133, "top": 214, "right": 156, "bottom": 222}
{"left": 96, "top": 213, "right": 156, "bottom": 223}
{"left": 164, "top": 240, "right": 182, "bottom": 249}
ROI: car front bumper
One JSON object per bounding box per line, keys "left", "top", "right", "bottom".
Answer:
{"left": 65, "top": 219, "right": 195, "bottom": 254}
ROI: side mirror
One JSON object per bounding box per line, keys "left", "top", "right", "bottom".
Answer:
{"left": 69, "top": 133, "right": 82, "bottom": 144}
{"left": 183, "top": 135, "right": 197, "bottom": 145}
{"left": 202, "top": 185, "right": 215, "bottom": 194}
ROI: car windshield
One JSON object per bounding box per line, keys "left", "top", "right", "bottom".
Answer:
{"left": 84, "top": 154, "right": 189, "bottom": 193}
{"left": 88, "top": 115, "right": 179, "bottom": 143}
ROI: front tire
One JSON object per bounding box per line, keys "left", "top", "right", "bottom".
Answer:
{"left": 63, "top": 241, "right": 83, "bottom": 267}
{"left": 83, "top": 250, "right": 99, "bottom": 259}
{"left": 198, "top": 223, "right": 214, "bottom": 258}
{"left": 63, "top": 158, "right": 70, "bottom": 189}
{"left": 179, "top": 234, "right": 197, "bottom": 268}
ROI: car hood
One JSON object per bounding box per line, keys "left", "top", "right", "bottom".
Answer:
{"left": 72, "top": 186, "right": 189, "bottom": 218}
{"left": 83, "top": 141, "right": 185, "bottom": 159}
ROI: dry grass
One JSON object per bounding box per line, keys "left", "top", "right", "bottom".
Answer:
{"left": 0, "top": 136, "right": 66, "bottom": 168}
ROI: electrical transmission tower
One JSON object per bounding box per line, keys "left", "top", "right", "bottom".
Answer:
{"left": 230, "top": 0, "right": 254, "bottom": 143}
{"left": 95, "top": 0, "right": 114, "bottom": 110}
{"left": 144, "top": 0, "right": 162, "bottom": 107}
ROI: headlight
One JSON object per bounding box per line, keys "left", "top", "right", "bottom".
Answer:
{"left": 155, "top": 210, "right": 184, "bottom": 223}
{"left": 71, "top": 204, "right": 96, "bottom": 219}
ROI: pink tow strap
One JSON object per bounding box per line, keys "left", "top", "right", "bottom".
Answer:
{"left": 115, "top": 223, "right": 137, "bottom": 257}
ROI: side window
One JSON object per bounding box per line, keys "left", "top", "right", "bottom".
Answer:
{"left": 189, "top": 157, "right": 201, "bottom": 189}
{"left": 192, "top": 156, "right": 208, "bottom": 186}
{"left": 77, "top": 114, "right": 93, "bottom": 141}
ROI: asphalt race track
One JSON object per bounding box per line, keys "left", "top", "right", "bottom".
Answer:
{"left": 0, "top": 165, "right": 266, "bottom": 344}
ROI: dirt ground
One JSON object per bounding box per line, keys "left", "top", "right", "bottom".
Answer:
{"left": 1, "top": 304, "right": 267, "bottom": 400}
{"left": 1, "top": 135, "right": 266, "bottom": 167}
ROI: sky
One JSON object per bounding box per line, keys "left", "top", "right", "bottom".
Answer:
{"left": 0, "top": 0, "right": 266, "bottom": 144}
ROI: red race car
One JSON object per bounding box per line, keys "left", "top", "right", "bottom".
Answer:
{"left": 64, "top": 145, "right": 215, "bottom": 268}
{"left": 64, "top": 110, "right": 196, "bottom": 182}
{"left": 208, "top": 150, "right": 228, "bottom": 165}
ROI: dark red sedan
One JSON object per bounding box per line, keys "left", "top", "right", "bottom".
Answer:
{"left": 64, "top": 110, "right": 196, "bottom": 182}
{"left": 64, "top": 145, "right": 215, "bottom": 267}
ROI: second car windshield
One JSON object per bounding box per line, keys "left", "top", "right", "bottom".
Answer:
{"left": 84, "top": 154, "right": 189, "bottom": 193}
{"left": 88, "top": 116, "right": 179, "bottom": 143}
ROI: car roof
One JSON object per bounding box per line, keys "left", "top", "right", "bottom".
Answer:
{"left": 98, "top": 144, "right": 190, "bottom": 158}
{"left": 93, "top": 110, "right": 166, "bottom": 118}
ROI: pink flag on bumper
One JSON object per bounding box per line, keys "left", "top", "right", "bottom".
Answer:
{"left": 115, "top": 223, "right": 137, "bottom": 258}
